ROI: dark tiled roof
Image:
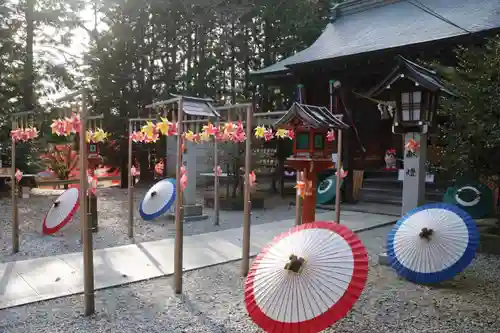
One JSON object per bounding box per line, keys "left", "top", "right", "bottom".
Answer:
{"left": 366, "top": 55, "right": 456, "bottom": 96}
{"left": 252, "top": 0, "right": 500, "bottom": 76}
{"left": 274, "top": 102, "right": 349, "bottom": 129}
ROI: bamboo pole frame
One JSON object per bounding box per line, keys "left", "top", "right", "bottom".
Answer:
{"left": 334, "top": 128, "right": 343, "bottom": 223}
{"left": 10, "top": 109, "right": 37, "bottom": 253}
{"left": 174, "top": 98, "right": 184, "bottom": 294}
{"left": 241, "top": 103, "right": 253, "bottom": 277}
{"left": 77, "top": 88, "right": 96, "bottom": 316}
{"left": 127, "top": 117, "right": 156, "bottom": 238}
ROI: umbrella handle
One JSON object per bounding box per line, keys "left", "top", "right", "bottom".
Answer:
{"left": 53, "top": 200, "right": 60, "bottom": 207}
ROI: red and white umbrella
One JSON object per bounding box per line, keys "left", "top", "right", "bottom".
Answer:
{"left": 42, "top": 188, "right": 80, "bottom": 235}
{"left": 245, "top": 222, "right": 368, "bottom": 333}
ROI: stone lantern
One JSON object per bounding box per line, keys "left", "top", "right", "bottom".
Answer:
{"left": 367, "top": 55, "right": 455, "bottom": 215}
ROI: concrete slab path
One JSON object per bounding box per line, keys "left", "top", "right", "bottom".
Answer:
{"left": 0, "top": 210, "right": 396, "bottom": 310}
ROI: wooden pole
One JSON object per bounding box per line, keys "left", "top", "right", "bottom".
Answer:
{"left": 127, "top": 121, "right": 134, "bottom": 238}
{"left": 295, "top": 171, "right": 303, "bottom": 226}
{"left": 80, "top": 89, "right": 95, "bottom": 316}
{"left": 213, "top": 119, "right": 220, "bottom": 226}
{"left": 11, "top": 118, "right": 18, "bottom": 253}
{"left": 242, "top": 105, "right": 252, "bottom": 277}
{"left": 174, "top": 98, "right": 184, "bottom": 294}
{"left": 334, "top": 129, "right": 343, "bottom": 223}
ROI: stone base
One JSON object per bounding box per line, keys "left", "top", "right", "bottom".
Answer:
{"left": 378, "top": 252, "right": 390, "bottom": 266}
{"left": 166, "top": 204, "right": 209, "bottom": 222}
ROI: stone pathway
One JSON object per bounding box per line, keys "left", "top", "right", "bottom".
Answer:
{"left": 0, "top": 210, "right": 396, "bottom": 310}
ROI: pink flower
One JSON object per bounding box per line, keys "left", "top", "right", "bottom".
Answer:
{"left": 263, "top": 129, "right": 274, "bottom": 141}
{"left": 15, "top": 169, "right": 22, "bottom": 182}
{"left": 326, "top": 130, "right": 336, "bottom": 142}
{"left": 10, "top": 129, "right": 22, "bottom": 142}
{"left": 214, "top": 165, "right": 222, "bottom": 176}
{"left": 336, "top": 167, "right": 348, "bottom": 179}
{"left": 248, "top": 171, "right": 256, "bottom": 187}
{"left": 180, "top": 173, "right": 188, "bottom": 191}
{"left": 287, "top": 129, "right": 295, "bottom": 140}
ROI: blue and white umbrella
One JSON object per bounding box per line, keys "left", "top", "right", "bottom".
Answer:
{"left": 139, "top": 178, "right": 176, "bottom": 221}
{"left": 387, "top": 203, "right": 479, "bottom": 284}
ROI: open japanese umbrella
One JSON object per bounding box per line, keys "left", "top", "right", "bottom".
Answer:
{"left": 245, "top": 222, "right": 368, "bottom": 333}
{"left": 316, "top": 176, "right": 343, "bottom": 205}
{"left": 139, "top": 178, "right": 176, "bottom": 221}
{"left": 42, "top": 188, "right": 80, "bottom": 235}
{"left": 443, "top": 180, "right": 493, "bottom": 219}
{"left": 387, "top": 203, "right": 479, "bottom": 284}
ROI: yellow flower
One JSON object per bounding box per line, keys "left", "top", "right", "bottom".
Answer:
{"left": 199, "top": 131, "right": 211, "bottom": 142}
{"left": 157, "top": 117, "right": 170, "bottom": 136}
{"left": 141, "top": 121, "right": 156, "bottom": 137}
{"left": 184, "top": 130, "right": 195, "bottom": 142}
{"left": 92, "top": 128, "right": 108, "bottom": 143}
{"left": 254, "top": 126, "right": 266, "bottom": 138}
{"left": 86, "top": 130, "right": 93, "bottom": 143}
{"left": 276, "top": 128, "right": 289, "bottom": 139}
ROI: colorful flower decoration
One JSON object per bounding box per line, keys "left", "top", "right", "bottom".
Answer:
{"left": 275, "top": 128, "right": 289, "bottom": 139}
{"left": 50, "top": 113, "right": 80, "bottom": 136}
{"left": 336, "top": 167, "right": 348, "bottom": 179}
{"left": 10, "top": 127, "right": 39, "bottom": 142}
{"left": 295, "top": 171, "right": 313, "bottom": 198}
{"left": 214, "top": 165, "right": 222, "bottom": 176}
{"left": 287, "top": 129, "right": 295, "bottom": 140}
{"left": 141, "top": 121, "right": 156, "bottom": 138}
{"left": 249, "top": 171, "right": 256, "bottom": 187}
{"left": 131, "top": 166, "right": 139, "bottom": 177}
{"left": 405, "top": 139, "right": 420, "bottom": 153}
{"left": 202, "top": 122, "right": 218, "bottom": 136}
{"left": 254, "top": 126, "right": 266, "bottom": 139}
{"left": 15, "top": 169, "right": 23, "bottom": 182}
{"left": 156, "top": 118, "right": 170, "bottom": 136}
{"left": 326, "top": 130, "right": 336, "bottom": 142}
{"left": 180, "top": 165, "right": 188, "bottom": 191}
{"left": 86, "top": 128, "right": 109, "bottom": 143}
{"left": 263, "top": 128, "right": 274, "bottom": 142}
{"left": 130, "top": 131, "right": 145, "bottom": 143}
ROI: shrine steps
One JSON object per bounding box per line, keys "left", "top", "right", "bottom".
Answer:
{"left": 357, "top": 170, "right": 447, "bottom": 206}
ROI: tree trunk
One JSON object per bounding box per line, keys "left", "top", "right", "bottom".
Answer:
{"left": 24, "top": 0, "right": 35, "bottom": 110}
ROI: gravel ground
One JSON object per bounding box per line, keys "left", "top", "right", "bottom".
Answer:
{"left": 0, "top": 185, "right": 319, "bottom": 263}
{"left": 1, "top": 226, "right": 499, "bottom": 333}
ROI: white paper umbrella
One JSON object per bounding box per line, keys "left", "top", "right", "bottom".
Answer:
{"left": 245, "top": 221, "right": 368, "bottom": 333}
{"left": 139, "top": 178, "right": 176, "bottom": 221}
{"left": 387, "top": 203, "right": 479, "bottom": 284}
{"left": 42, "top": 188, "right": 80, "bottom": 235}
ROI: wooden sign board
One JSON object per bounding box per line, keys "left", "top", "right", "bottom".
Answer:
{"left": 88, "top": 142, "right": 100, "bottom": 158}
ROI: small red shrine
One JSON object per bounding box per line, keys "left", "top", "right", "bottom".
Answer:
{"left": 275, "top": 102, "right": 349, "bottom": 223}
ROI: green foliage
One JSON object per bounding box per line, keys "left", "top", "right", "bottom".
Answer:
{"left": 436, "top": 36, "right": 500, "bottom": 182}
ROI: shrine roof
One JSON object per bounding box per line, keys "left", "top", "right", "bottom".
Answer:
{"left": 252, "top": 0, "right": 500, "bottom": 76}
{"left": 172, "top": 94, "right": 221, "bottom": 118}
{"left": 274, "top": 102, "right": 349, "bottom": 129}
{"left": 365, "top": 55, "right": 456, "bottom": 97}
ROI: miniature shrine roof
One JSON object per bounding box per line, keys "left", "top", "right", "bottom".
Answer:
{"left": 172, "top": 94, "right": 221, "bottom": 118}
{"left": 252, "top": 0, "right": 500, "bottom": 76}
{"left": 274, "top": 102, "right": 349, "bottom": 129}
{"left": 365, "top": 55, "right": 456, "bottom": 97}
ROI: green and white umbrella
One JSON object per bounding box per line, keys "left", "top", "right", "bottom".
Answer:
{"left": 443, "top": 180, "right": 493, "bottom": 219}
